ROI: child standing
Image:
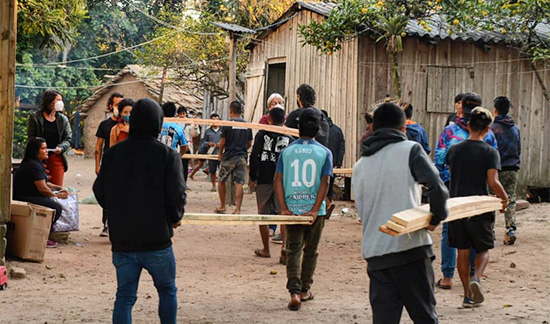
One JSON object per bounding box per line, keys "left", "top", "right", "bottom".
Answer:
{"left": 446, "top": 107, "right": 508, "bottom": 308}
{"left": 274, "top": 108, "right": 333, "bottom": 311}
{"left": 352, "top": 103, "right": 449, "bottom": 324}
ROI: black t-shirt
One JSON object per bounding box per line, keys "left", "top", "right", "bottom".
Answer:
{"left": 445, "top": 113, "right": 457, "bottom": 126}
{"left": 43, "top": 119, "right": 58, "bottom": 149}
{"left": 249, "top": 130, "right": 294, "bottom": 184}
{"left": 446, "top": 140, "right": 501, "bottom": 198}
{"left": 96, "top": 117, "right": 118, "bottom": 150}
{"left": 220, "top": 118, "right": 253, "bottom": 161}
{"left": 13, "top": 159, "right": 48, "bottom": 199}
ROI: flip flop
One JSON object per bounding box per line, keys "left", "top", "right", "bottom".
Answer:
{"left": 254, "top": 248, "right": 271, "bottom": 258}
{"left": 300, "top": 291, "right": 314, "bottom": 302}
{"left": 214, "top": 208, "right": 226, "bottom": 214}
{"left": 436, "top": 279, "right": 452, "bottom": 290}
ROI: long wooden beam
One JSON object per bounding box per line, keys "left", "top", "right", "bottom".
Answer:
{"left": 164, "top": 117, "right": 299, "bottom": 137}
{"left": 180, "top": 154, "right": 354, "bottom": 176}
{"left": 181, "top": 213, "right": 312, "bottom": 225}
{"left": 379, "top": 196, "right": 502, "bottom": 236}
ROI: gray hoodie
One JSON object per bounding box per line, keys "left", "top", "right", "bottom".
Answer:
{"left": 353, "top": 128, "right": 448, "bottom": 270}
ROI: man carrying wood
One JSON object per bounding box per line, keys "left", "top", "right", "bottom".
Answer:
{"left": 446, "top": 107, "right": 508, "bottom": 308}
{"left": 434, "top": 92, "right": 498, "bottom": 290}
{"left": 189, "top": 113, "right": 221, "bottom": 192}
{"left": 216, "top": 101, "right": 253, "bottom": 214}
{"left": 352, "top": 102, "right": 449, "bottom": 324}
{"left": 250, "top": 107, "right": 294, "bottom": 261}
{"left": 275, "top": 108, "right": 333, "bottom": 311}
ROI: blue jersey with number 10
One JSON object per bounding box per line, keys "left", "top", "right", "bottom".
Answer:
{"left": 276, "top": 138, "right": 333, "bottom": 216}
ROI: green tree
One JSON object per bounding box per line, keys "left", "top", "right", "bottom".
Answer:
{"left": 137, "top": 0, "right": 295, "bottom": 100}
{"left": 17, "top": 0, "right": 88, "bottom": 51}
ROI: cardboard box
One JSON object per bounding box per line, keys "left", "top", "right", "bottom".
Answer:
{"left": 6, "top": 201, "right": 54, "bottom": 262}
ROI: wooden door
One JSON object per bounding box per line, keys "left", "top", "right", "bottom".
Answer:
{"left": 424, "top": 66, "right": 474, "bottom": 155}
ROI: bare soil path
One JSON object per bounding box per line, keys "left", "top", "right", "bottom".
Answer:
{"left": 2, "top": 157, "right": 549, "bottom": 323}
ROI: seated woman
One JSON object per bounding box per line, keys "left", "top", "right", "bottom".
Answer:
{"left": 13, "top": 137, "right": 69, "bottom": 248}
{"left": 110, "top": 98, "right": 134, "bottom": 146}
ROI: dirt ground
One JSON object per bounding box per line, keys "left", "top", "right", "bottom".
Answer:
{"left": 2, "top": 156, "right": 549, "bottom": 324}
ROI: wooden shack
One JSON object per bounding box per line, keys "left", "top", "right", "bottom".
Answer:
{"left": 245, "top": 1, "right": 550, "bottom": 188}
{"left": 78, "top": 65, "right": 203, "bottom": 158}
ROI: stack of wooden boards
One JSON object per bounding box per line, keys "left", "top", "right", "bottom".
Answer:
{"left": 181, "top": 213, "right": 312, "bottom": 225}
{"left": 379, "top": 196, "right": 502, "bottom": 236}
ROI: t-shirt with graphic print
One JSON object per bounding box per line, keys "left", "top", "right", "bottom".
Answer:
{"left": 276, "top": 138, "right": 333, "bottom": 216}
{"left": 249, "top": 130, "right": 294, "bottom": 185}
{"left": 160, "top": 122, "right": 187, "bottom": 151}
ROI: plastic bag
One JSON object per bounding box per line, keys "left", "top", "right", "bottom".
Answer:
{"left": 52, "top": 194, "right": 79, "bottom": 232}
{"left": 79, "top": 193, "right": 98, "bottom": 204}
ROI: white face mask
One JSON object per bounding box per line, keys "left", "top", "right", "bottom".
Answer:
{"left": 54, "top": 100, "right": 64, "bottom": 112}
{"left": 113, "top": 108, "right": 119, "bottom": 116}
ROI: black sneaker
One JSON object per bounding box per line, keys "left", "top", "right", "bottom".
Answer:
{"left": 469, "top": 278, "right": 484, "bottom": 304}
{"left": 100, "top": 227, "right": 109, "bottom": 237}
{"left": 504, "top": 228, "right": 516, "bottom": 245}
{"left": 462, "top": 296, "right": 481, "bottom": 308}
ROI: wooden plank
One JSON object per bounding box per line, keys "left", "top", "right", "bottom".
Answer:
{"left": 379, "top": 196, "right": 502, "bottom": 236}
{"left": 333, "top": 168, "right": 353, "bottom": 175}
{"left": 164, "top": 118, "right": 299, "bottom": 137}
{"left": 181, "top": 154, "right": 219, "bottom": 160}
{"left": 181, "top": 213, "right": 312, "bottom": 225}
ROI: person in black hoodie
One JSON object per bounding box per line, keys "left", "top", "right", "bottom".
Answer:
{"left": 490, "top": 96, "right": 521, "bottom": 245}
{"left": 93, "top": 98, "right": 186, "bottom": 324}
{"left": 250, "top": 107, "right": 294, "bottom": 261}
{"left": 285, "top": 84, "right": 330, "bottom": 146}
{"left": 321, "top": 110, "right": 344, "bottom": 214}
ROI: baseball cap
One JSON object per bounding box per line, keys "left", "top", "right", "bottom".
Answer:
{"left": 461, "top": 92, "right": 482, "bottom": 115}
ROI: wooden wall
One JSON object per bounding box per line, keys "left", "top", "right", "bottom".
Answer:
{"left": 358, "top": 36, "right": 550, "bottom": 188}
{"left": 245, "top": 10, "right": 360, "bottom": 168}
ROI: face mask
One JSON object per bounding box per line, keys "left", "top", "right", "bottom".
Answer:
{"left": 54, "top": 100, "right": 64, "bottom": 112}
{"left": 113, "top": 108, "right": 119, "bottom": 116}
{"left": 121, "top": 115, "right": 130, "bottom": 123}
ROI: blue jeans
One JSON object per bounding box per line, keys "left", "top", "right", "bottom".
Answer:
{"left": 112, "top": 246, "right": 178, "bottom": 324}
{"left": 441, "top": 223, "right": 476, "bottom": 278}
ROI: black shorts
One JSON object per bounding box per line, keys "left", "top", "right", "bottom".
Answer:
{"left": 447, "top": 212, "right": 495, "bottom": 253}
{"left": 208, "top": 160, "right": 219, "bottom": 175}
{"left": 255, "top": 184, "right": 280, "bottom": 214}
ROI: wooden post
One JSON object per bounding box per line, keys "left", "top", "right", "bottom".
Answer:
{"left": 158, "top": 66, "right": 168, "bottom": 105}
{"left": 227, "top": 33, "right": 237, "bottom": 107}
{"left": 0, "top": 0, "right": 17, "bottom": 266}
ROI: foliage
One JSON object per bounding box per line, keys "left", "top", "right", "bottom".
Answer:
{"left": 137, "top": 0, "right": 295, "bottom": 100}
{"left": 15, "top": 53, "right": 99, "bottom": 117}
{"left": 12, "top": 111, "right": 31, "bottom": 159}
{"left": 17, "top": 0, "right": 88, "bottom": 51}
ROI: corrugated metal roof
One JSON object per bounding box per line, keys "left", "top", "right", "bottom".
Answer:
{"left": 213, "top": 22, "right": 255, "bottom": 34}
{"left": 249, "top": 1, "right": 549, "bottom": 47}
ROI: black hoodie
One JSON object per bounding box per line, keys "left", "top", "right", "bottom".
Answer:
{"left": 93, "top": 98, "right": 187, "bottom": 252}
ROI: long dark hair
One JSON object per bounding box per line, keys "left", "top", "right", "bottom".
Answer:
{"left": 23, "top": 137, "right": 46, "bottom": 162}
{"left": 40, "top": 90, "right": 62, "bottom": 113}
